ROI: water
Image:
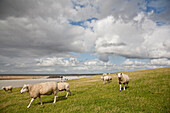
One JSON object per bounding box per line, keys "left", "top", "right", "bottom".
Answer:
{"left": 0, "top": 76, "right": 91, "bottom": 89}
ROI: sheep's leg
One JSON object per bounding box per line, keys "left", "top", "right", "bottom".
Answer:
{"left": 27, "top": 98, "right": 34, "bottom": 108}
{"left": 66, "top": 92, "right": 69, "bottom": 97}
{"left": 53, "top": 90, "right": 59, "bottom": 103}
{"left": 119, "top": 84, "right": 121, "bottom": 91}
{"left": 123, "top": 83, "right": 125, "bottom": 90}
{"left": 53, "top": 95, "right": 58, "bottom": 103}
{"left": 66, "top": 90, "right": 72, "bottom": 97}
{"left": 69, "top": 90, "right": 73, "bottom": 96}
{"left": 39, "top": 97, "right": 43, "bottom": 105}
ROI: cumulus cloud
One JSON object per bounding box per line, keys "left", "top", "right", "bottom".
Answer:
{"left": 36, "top": 57, "right": 79, "bottom": 67}
{"left": 0, "top": 0, "right": 169, "bottom": 73}
{"left": 93, "top": 15, "right": 170, "bottom": 59}
{"left": 34, "top": 57, "right": 170, "bottom": 73}
{"left": 121, "top": 58, "right": 170, "bottom": 70}
{"left": 0, "top": 55, "right": 169, "bottom": 74}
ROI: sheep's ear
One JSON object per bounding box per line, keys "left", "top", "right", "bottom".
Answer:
{"left": 23, "top": 84, "right": 28, "bottom": 87}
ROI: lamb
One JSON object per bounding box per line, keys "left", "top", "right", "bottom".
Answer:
{"left": 117, "top": 73, "right": 129, "bottom": 91}
{"left": 2, "top": 86, "right": 13, "bottom": 92}
{"left": 58, "top": 82, "right": 73, "bottom": 97}
{"left": 101, "top": 76, "right": 112, "bottom": 84}
{"left": 20, "top": 82, "right": 59, "bottom": 108}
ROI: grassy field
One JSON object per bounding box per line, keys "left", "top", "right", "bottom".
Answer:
{"left": 0, "top": 67, "right": 169, "bottom": 113}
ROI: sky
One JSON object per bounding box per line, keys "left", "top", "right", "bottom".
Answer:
{"left": 0, "top": 0, "right": 170, "bottom": 74}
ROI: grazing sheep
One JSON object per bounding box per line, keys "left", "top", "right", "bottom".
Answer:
{"left": 103, "top": 73, "right": 107, "bottom": 76}
{"left": 58, "top": 82, "right": 73, "bottom": 97}
{"left": 101, "top": 76, "right": 112, "bottom": 84}
{"left": 117, "top": 73, "right": 129, "bottom": 91}
{"left": 20, "top": 82, "right": 59, "bottom": 108}
{"left": 2, "top": 86, "right": 13, "bottom": 92}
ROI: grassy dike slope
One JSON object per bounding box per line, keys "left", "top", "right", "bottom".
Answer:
{"left": 0, "top": 67, "right": 169, "bottom": 113}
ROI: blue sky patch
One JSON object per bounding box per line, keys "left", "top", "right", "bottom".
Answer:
{"left": 68, "top": 17, "right": 98, "bottom": 29}
{"left": 71, "top": 52, "right": 98, "bottom": 62}
{"left": 156, "top": 21, "right": 170, "bottom": 26}
{"left": 138, "top": 0, "right": 167, "bottom": 14}
{"left": 138, "top": 0, "right": 170, "bottom": 26}
{"left": 71, "top": 0, "right": 87, "bottom": 11}
{"left": 146, "top": 6, "right": 166, "bottom": 14}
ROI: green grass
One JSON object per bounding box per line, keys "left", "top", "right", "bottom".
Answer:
{"left": 0, "top": 67, "right": 170, "bottom": 113}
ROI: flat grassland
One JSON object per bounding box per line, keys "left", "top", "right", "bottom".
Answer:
{"left": 0, "top": 67, "right": 169, "bottom": 113}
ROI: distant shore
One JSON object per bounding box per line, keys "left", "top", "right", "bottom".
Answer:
{"left": 0, "top": 74, "right": 100, "bottom": 80}
{"left": 0, "top": 76, "right": 48, "bottom": 80}
{"left": 0, "top": 75, "right": 93, "bottom": 88}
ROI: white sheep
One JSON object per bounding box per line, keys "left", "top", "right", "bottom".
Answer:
{"left": 117, "top": 73, "right": 129, "bottom": 91}
{"left": 2, "top": 86, "right": 13, "bottom": 92}
{"left": 101, "top": 76, "right": 112, "bottom": 84}
{"left": 103, "top": 73, "right": 107, "bottom": 76}
{"left": 20, "top": 82, "right": 59, "bottom": 108}
{"left": 58, "top": 82, "right": 73, "bottom": 97}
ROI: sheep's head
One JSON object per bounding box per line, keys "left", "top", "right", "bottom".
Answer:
{"left": 117, "top": 73, "right": 122, "bottom": 79}
{"left": 20, "top": 84, "right": 29, "bottom": 94}
{"left": 2, "top": 86, "right": 5, "bottom": 90}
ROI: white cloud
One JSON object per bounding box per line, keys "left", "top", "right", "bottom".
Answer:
{"left": 150, "top": 58, "right": 170, "bottom": 66}
{"left": 93, "top": 15, "right": 170, "bottom": 59}
{"left": 0, "top": 54, "right": 169, "bottom": 74}
{"left": 36, "top": 57, "right": 80, "bottom": 67}
{"left": 121, "top": 58, "right": 170, "bottom": 70}
{"left": 0, "top": 69, "right": 7, "bottom": 73}
{"left": 34, "top": 68, "right": 55, "bottom": 72}
{"left": 0, "top": 0, "right": 170, "bottom": 74}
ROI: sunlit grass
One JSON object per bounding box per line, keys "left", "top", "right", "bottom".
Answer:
{"left": 0, "top": 67, "right": 169, "bottom": 113}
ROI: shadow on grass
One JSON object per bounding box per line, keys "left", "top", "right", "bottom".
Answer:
{"left": 2, "top": 91, "right": 13, "bottom": 93}
{"left": 41, "top": 96, "right": 68, "bottom": 104}
{"left": 120, "top": 86, "right": 130, "bottom": 91}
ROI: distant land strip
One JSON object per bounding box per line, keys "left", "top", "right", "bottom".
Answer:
{"left": 0, "top": 74, "right": 101, "bottom": 80}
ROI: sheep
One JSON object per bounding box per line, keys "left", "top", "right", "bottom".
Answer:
{"left": 58, "top": 82, "right": 73, "bottom": 97}
{"left": 117, "top": 73, "right": 129, "bottom": 91}
{"left": 103, "top": 73, "right": 107, "bottom": 76}
{"left": 101, "top": 76, "right": 112, "bottom": 84}
{"left": 2, "top": 86, "right": 13, "bottom": 92}
{"left": 20, "top": 82, "right": 59, "bottom": 108}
